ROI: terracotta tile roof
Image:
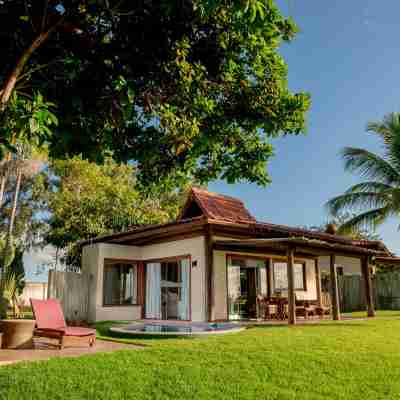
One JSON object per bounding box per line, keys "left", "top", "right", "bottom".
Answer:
{"left": 180, "top": 187, "right": 256, "bottom": 224}
{"left": 80, "top": 187, "right": 392, "bottom": 256}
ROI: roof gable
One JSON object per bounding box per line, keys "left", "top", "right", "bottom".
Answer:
{"left": 178, "top": 187, "right": 256, "bottom": 224}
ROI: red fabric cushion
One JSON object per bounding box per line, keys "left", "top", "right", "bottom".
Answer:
{"left": 30, "top": 298, "right": 66, "bottom": 330}
{"left": 62, "top": 327, "right": 96, "bottom": 337}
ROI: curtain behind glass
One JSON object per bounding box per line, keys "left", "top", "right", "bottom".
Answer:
{"left": 145, "top": 263, "right": 161, "bottom": 319}
{"left": 178, "top": 258, "right": 190, "bottom": 320}
{"left": 257, "top": 266, "right": 268, "bottom": 296}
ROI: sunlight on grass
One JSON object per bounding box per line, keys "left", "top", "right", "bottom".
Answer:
{"left": 1, "top": 315, "right": 400, "bottom": 399}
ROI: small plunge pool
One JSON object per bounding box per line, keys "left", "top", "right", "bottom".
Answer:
{"left": 110, "top": 322, "right": 245, "bottom": 336}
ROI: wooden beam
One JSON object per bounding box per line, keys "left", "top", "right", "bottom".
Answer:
{"left": 315, "top": 258, "right": 322, "bottom": 307}
{"left": 287, "top": 246, "right": 296, "bottom": 325}
{"left": 205, "top": 226, "right": 214, "bottom": 322}
{"left": 213, "top": 244, "right": 299, "bottom": 258}
{"left": 361, "top": 257, "right": 375, "bottom": 317}
{"left": 294, "top": 246, "right": 364, "bottom": 259}
{"left": 330, "top": 254, "right": 340, "bottom": 320}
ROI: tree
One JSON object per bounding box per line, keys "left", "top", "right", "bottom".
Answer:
{"left": 42, "top": 157, "right": 188, "bottom": 266}
{"left": 8, "top": 247, "right": 25, "bottom": 295}
{"left": 326, "top": 113, "right": 400, "bottom": 234}
{"left": 1, "top": 0, "right": 310, "bottom": 188}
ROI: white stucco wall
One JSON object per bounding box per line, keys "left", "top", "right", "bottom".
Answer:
{"left": 82, "top": 243, "right": 142, "bottom": 322}
{"left": 82, "top": 236, "right": 207, "bottom": 322}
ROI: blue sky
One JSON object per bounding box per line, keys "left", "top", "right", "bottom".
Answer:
{"left": 210, "top": 0, "right": 400, "bottom": 253}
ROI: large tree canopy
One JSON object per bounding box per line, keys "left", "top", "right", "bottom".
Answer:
{"left": 0, "top": 0, "right": 310, "bottom": 188}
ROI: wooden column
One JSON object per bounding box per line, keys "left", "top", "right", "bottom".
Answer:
{"left": 315, "top": 258, "right": 322, "bottom": 307}
{"left": 287, "top": 246, "right": 296, "bottom": 325}
{"left": 361, "top": 257, "right": 375, "bottom": 317}
{"left": 205, "top": 226, "right": 214, "bottom": 321}
{"left": 266, "top": 259, "right": 272, "bottom": 298}
{"left": 137, "top": 262, "right": 146, "bottom": 319}
{"left": 330, "top": 254, "right": 340, "bottom": 320}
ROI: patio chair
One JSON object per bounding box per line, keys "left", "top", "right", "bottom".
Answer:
{"left": 257, "top": 296, "right": 278, "bottom": 320}
{"left": 295, "top": 300, "right": 316, "bottom": 319}
{"left": 30, "top": 298, "right": 96, "bottom": 349}
{"left": 315, "top": 292, "right": 331, "bottom": 319}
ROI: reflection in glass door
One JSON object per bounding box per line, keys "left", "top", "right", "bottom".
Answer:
{"left": 145, "top": 258, "right": 190, "bottom": 320}
{"left": 161, "top": 258, "right": 190, "bottom": 320}
{"left": 227, "top": 257, "right": 267, "bottom": 320}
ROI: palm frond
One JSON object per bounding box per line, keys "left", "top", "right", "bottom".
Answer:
{"left": 337, "top": 207, "right": 393, "bottom": 235}
{"left": 367, "top": 113, "right": 400, "bottom": 174}
{"left": 325, "top": 191, "right": 390, "bottom": 216}
{"left": 341, "top": 147, "right": 400, "bottom": 185}
{"left": 344, "top": 181, "right": 393, "bottom": 193}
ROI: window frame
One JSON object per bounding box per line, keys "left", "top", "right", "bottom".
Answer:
{"left": 102, "top": 259, "right": 139, "bottom": 307}
{"left": 272, "top": 260, "right": 307, "bottom": 291}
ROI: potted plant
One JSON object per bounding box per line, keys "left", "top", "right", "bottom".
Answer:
{"left": 0, "top": 240, "right": 36, "bottom": 349}
{"left": 0, "top": 272, "right": 36, "bottom": 349}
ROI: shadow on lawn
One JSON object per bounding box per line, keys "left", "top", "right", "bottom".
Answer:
{"left": 247, "top": 322, "right": 369, "bottom": 330}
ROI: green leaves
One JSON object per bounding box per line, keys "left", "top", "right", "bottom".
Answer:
{"left": 1, "top": 92, "right": 57, "bottom": 150}
{"left": 44, "top": 157, "right": 188, "bottom": 266}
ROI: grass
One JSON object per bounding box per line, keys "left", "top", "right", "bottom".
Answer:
{"left": 2, "top": 312, "right": 400, "bottom": 399}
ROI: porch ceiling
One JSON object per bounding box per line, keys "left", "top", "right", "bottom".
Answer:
{"left": 213, "top": 237, "right": 388, "bottom": 258}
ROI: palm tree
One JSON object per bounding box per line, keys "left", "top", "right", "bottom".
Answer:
{"left": 326, "top": 112, "right": 400, "bottom": 235}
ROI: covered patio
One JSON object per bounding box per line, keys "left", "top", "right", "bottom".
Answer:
{"left": 213, "top": 237, "right": 397, "bottom": 325}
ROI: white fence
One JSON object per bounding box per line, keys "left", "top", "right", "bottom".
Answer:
{"left": 47, "top": 270, "right": 90, "bottom": 322}
{"left": 21, "top": 282, "right": 48, "bottom": 306}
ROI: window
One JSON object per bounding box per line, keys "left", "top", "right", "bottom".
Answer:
{"left": 103, "top": 260, "right": 137, "bottom": 306}
{"left": 273, "top": 262, "right": 306, "bottom": 291}
{"left": 336, "top": 266, "right": 344, "bottom": 276}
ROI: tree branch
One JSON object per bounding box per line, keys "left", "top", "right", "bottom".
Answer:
{"left": 0, "top": 17, "right": 64, "bottom": 114}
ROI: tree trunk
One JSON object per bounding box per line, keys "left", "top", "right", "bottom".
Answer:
{"left": 0, "top": 21, "right": 61, "bottom": 112}
{"left": 0, "top": 152, "right": 12, "bottom": 209}
{"left": 0, "top": 175, "right": 7, "bottom": 209}
{"left": 8, "top": 169, "right": 22, "bottom": 240}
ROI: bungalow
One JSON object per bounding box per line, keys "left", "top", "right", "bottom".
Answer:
{"left": 80, "top": 188, "right": 398, "bottom": 324}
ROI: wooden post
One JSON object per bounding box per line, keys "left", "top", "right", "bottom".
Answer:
{"left": 330, "top": 254, "right": 341, "bottom": 320}
{"left": 287, "top": 246, "right": 296, "bottom": 325}
{"left": 266, "top": 259, "right": 272, "bottom": 298}
{"left": 361, "top": 257, "right": 375, "bottom": 317}
{"left": 205, "top": 226, "right": 214, "bottom": 321}
{"left": 315, "top": 258, "right": 322, "bottom": 307}
{"left": 137, "top": 262, "right": 146, "bottom": 319}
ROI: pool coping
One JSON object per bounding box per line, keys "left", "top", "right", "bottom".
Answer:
{"left": 110, "top": 322, "right": 247, "bottom": 336}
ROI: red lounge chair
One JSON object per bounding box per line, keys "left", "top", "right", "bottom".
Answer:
{"left": 30, "top": 298, "right": 96, "bottom": 349}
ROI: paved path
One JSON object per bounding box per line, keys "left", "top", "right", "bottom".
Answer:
{"left": 0, "top": 339, "right": 140, "bottom": 366}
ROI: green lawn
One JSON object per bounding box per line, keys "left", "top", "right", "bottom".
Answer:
{"left": 2, "top": 313, "right": 400, "bottom": 399}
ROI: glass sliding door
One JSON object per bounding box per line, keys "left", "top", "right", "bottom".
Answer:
{"left": 146, "top": 258, "right": 190, "bottom": 320}
{"left": 227, "top": 256, "right": 268, "bottom": 320}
